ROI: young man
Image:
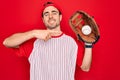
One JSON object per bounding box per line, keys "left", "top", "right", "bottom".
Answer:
{"left": 3, "top": 2, "right": 92, "bottom": 80}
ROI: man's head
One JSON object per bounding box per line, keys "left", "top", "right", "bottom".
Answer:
{"left": 42, "top": 2, "right": 62, "bottom": 30}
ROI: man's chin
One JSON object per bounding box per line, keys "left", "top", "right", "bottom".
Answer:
{"left": 46, "top": 24, "right": 59, "bottom": 29}
{"left": 47, "top": 26, "right": 57, "bottom": 30}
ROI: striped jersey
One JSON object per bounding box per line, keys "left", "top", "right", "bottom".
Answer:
{"left": 16, "top": 33, "right": 78, "bottom": 80}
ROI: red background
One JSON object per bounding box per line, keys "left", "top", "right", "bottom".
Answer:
{"left": 0, "top": 0, "right": 120, "bottom": 80}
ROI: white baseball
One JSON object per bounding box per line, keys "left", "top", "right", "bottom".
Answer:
{"left": 82, "top": 25, "right": 92, "bottom": 35}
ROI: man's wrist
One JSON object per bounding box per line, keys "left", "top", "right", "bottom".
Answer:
{"left": 85, "top": 43, "right": 93, "bottom": 48}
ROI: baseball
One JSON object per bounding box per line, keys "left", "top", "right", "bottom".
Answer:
{"left": 82, "top": 25, "right": 92, "bottom": 35}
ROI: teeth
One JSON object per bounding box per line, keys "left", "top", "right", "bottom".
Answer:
{"left": 49, "top": 20, "right": 54, "bottom": 24}
{"left": 49, "top": 19, "right": 55, "bottom": 24}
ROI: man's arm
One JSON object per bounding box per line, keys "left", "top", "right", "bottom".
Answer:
{"left": 3, "top": 30, "right": 61, "bottom": 48}
{"left": 80, "top": 46, "right": 92, "bottom": 72}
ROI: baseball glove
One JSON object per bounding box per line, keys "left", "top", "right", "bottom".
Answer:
{"left": 69, "top": 10, "right": 100, "bottom": 44}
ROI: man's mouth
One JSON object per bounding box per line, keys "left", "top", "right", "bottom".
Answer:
{"left": 48, "top": 19, "right": 55, "bottom": 24}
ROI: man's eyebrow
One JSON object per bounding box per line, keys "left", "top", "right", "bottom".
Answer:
{"left": 43, "top": 12, "right": 49, "bottom": 15}
{"left": 43, "top": 10, "right": 59, "bottom": 16}
{"left": 52, "top": 10, "right": 58, "bottom": 13}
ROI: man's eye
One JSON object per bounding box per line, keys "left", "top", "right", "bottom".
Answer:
{"left": 44, "top": 13, "right": 49, "bottom": 16}
{"left": 52, "top": 12, "right": 58, "bottom": 15}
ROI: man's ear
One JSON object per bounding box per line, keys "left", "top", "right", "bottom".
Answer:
{"left": 60, "top": 15, "right": 62, "bottom": 21}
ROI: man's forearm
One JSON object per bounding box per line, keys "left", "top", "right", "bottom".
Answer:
{"left": 80, "top": 48, "right": 92, "bottom": 72}
{"left": 3, "top": 30, "right": 35, "bottom": 48}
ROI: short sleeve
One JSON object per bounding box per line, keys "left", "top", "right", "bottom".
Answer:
{"left": 13, "top": 38, "right": 36, "bottom": 58}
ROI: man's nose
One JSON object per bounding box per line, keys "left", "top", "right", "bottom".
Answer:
{"left": 49, "top": 13, "right": 53, "bottom": 18}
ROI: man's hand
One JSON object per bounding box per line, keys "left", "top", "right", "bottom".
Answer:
{"left": 32, "top": 30, "right": 62, "bottom": 41}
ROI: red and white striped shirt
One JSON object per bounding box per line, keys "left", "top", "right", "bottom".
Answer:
{"left": 15, "top": 33, "right": 79, "bottom": 80}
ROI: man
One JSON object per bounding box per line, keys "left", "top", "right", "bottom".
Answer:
{"left": 3, "top": 2, "right": 92, "bottom": 80}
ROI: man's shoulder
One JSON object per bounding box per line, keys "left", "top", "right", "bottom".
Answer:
{"left": 63, "top": 34, "right": 78, "bottom": 45}
{"left": 63, "top": 34, "right": 75, "bottom": 41}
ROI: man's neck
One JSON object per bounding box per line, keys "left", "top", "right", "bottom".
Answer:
{"left": 47, "top": 26, "right": 63, "bottom": 36}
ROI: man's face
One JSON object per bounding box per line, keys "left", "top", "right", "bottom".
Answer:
{"left": 42, "top": 6, "right": 62, "bottom": 29}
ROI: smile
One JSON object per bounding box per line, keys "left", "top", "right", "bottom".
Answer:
{"left": 48, "top": 19, "right": 55, "bottom": 24}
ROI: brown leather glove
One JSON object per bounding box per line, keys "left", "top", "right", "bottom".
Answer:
{"left": 69, "top": 10, "right": 100, "bottom": 44}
